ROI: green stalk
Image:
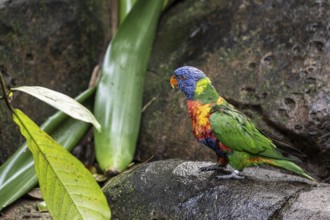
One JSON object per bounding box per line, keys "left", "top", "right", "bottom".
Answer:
{"left": 94, "top": 0, "right": 164, "bottom": 175}
{"left": 0, "top": 87, "right": 95, "bottom": 210}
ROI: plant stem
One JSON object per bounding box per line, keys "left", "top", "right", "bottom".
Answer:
{"left": 0, "top": 71, "right": 15, "bottom": 113}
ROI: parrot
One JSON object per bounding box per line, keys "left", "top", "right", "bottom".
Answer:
{"left": 170, "top": 66, "right": 314, "bottom": 180}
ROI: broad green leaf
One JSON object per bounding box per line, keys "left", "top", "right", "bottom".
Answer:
{"left": 13, "top": 109, "right": 110, "bottom": 220}
{"left": 119, "top": 0, "right": 136, "bottom": 24}
{"left": 12, "top": 86, "right": 101, "bottom": 132}
{"left": 94, "top": 0, "right": 164, "bottom": 174}
{"left": 0, "top": 87, "right": 95, "bottom": 210}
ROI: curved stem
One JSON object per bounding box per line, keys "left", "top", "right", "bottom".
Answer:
{"left": 0, "top": 71, "right": 15, "bottom": 113}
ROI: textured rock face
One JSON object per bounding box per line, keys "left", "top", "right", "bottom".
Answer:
{"left": 139, "top": 0, "right": 330, "bottom": 179}
{"left": 104, "top": 159, "right": 327, "bottom": 219}
{"left": 283, "top": 186, "right": 330, "bottom": 219}
{"left": 0, "top": 0, "right": 110, "bottom": 163}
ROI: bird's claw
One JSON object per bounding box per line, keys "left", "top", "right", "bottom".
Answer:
{"left": 216, "top": 170, "right": 245, "bottom": 180}
{"left": 199, "top": 164, "right": 227, "bottom": 172}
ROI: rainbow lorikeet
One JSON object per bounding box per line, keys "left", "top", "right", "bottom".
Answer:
{"left": 170, "top": 66, "right": 314, "bottom": 180}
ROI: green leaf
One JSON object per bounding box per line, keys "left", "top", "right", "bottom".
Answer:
{"left": 12, "top": 86, "right": 101, "bottom": 132}
{"left": 0, "top": 87, "right": 95, "bottom": 210}
{"left": 94, "top": 0, "right": 164, "bottom": 174}
{"left": 12, "top": 109, "right": 110, "bottom": 220}
{"left": 119, "top": 0, "right": 136, "bottom": 24}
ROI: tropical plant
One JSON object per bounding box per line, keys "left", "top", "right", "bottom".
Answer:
{"left": 0, "top": 0, "right": 167, "bottom": 218}
{"left": 0, "top": 74, "right": 110, "bottom": 219}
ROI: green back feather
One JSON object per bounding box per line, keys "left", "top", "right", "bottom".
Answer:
{"left": 192, "top": 78, "right": 284, "bottom": 160}
{"left": 210, "top": 105, "right": 287, "bottom": 160}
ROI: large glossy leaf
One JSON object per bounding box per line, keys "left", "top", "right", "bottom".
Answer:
{"left": 12, "top": 86, "right": 101, "bottom": 132}
{"left": 119, "top": 0, "right": 136, "bottom": 24}
{"left": 13, "top": 109, "right": 110, "bottom": 220}
{"left": 0, "top": 88, "right": 95, "bottom": 210}
{"left": 94, "top": 0, "right": 164, "bottom": 174}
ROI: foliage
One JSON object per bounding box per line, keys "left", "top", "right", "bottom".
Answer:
{"left": 12, "top": 86, "right": 101, "bottom": 132}
{"left": 119, "top": 0, "right": 136, "bottom": 24}
{"left": 94, "top": 0, "right": 165, "bottom": 174}
{"left": 0, "top": 88, "right": 95, "bottom": 210}
{"left": 13, "top": 108, "right": 110, "bottom": 219}
{"left": 0, "top": 73, "right": 110, "bottom": 218}
{"left": 0, "top": 0, "right": 168, "bottom": 218}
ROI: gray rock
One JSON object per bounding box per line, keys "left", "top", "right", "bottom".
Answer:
{"left": 104, "top": 159, "right": 326, "bottom": 220}
{"left": 281, "top": 186, "right": 330, "bottom": 219}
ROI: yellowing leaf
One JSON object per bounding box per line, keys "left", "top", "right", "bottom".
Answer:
{"left": 13, "top": 109, "right": 110, "bottom": 220}
{"left": 12, "top": 86, "right": 101, "bottom": 132}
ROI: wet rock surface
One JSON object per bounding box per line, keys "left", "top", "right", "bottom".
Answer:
{"left": 104, "top": 159, "right": 327, "bottom": 220}
{"left": 139, "top": 0, "right": 330, "bottom": 179}
{"left": 282, "top": 186, "right": 330, "bottom": 219}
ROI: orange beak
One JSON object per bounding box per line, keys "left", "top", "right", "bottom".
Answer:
{"left": 170, "top": 75, "right": 178, "bottom": 88}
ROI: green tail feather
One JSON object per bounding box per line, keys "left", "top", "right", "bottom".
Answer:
{"left": 229, "top": 152, "right": 315, "bottom": 181}
{"left": 269, "top": 159, "right": 315, "bottom": 181}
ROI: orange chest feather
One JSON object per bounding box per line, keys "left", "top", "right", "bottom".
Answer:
{"left": 186, "top": 97, "right": 225, "bottom": 138}
{"left": 186, "top": 100, "right": 212, "bottom": 137}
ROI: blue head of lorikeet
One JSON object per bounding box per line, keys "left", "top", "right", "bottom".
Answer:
{"left": 170, "top": 66, "right": 207, "bottom": 100}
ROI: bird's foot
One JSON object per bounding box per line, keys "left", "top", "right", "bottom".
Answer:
{"left": 216, "top": 170, "right": 245, "bottom": 180}
{"left": 199, "top": 164, "right": 227, "bottom": 172}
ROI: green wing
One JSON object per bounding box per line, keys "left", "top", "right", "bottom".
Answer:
{"left": 210, "top": 105, "right": 286, "bottom": 160}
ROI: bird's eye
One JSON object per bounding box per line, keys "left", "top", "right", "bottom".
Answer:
{"left": 177, "top": 75, "right": 187, "bottom": 80}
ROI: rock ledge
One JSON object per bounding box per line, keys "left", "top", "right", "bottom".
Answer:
{"left": 104, "top": 159, "right": 329, "bottom": 220}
